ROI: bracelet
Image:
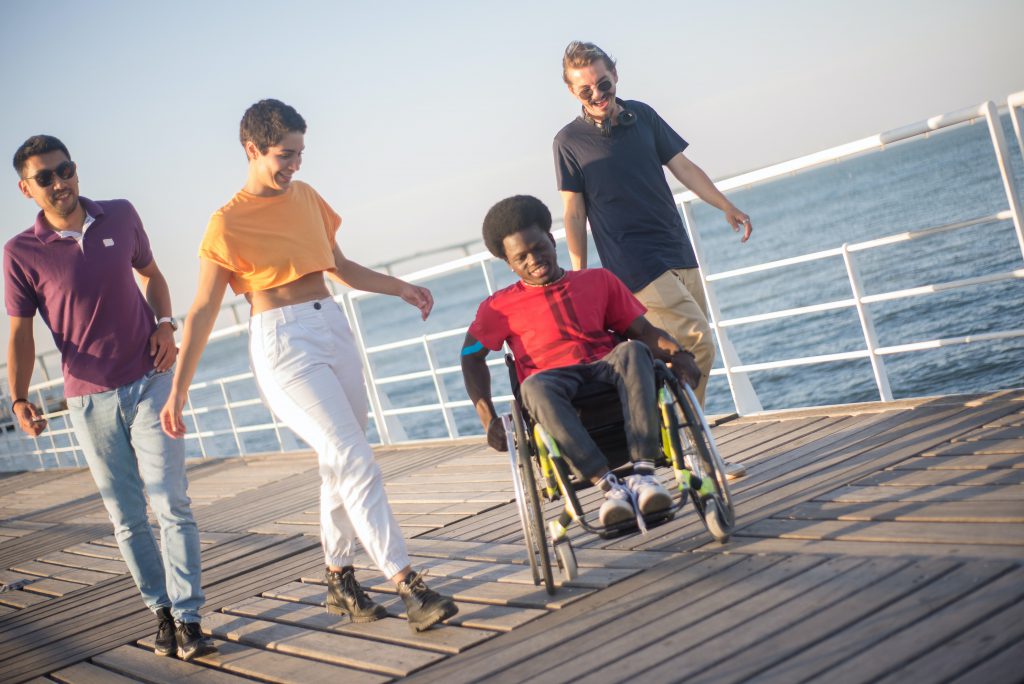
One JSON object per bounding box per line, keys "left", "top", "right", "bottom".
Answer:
{"left": 11, "top": 398, "right": 29, "bottom": 410}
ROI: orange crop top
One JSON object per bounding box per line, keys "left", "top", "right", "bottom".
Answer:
{"left": 199, "top": 180, "right": 342, "bottom": 294}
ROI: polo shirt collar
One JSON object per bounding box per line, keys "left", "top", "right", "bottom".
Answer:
{"left": 33, "top": 196, "right": 104, "bottom": 244}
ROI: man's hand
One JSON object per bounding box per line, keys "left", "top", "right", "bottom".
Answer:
{"left": 399, "top": 283, "right": 434, "bottom": 320}
{"left": 669, "top": 350, "right": 702, "bottom": 389}
{"left": 725, "top": 205, "right": 752, "bottom": 243}
{"left": 149, "top": 323, "right": 178, "bottom": 371}
{"left": 13, "top": 400, "right": 47, "bottom": 437}
{"left": 487, "top": 416, "right": 508, "bottom": 452}
{"left": 160, "top": 391, "right": 188, "bottom": 439}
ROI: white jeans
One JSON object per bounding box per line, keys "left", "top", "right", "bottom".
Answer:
{"left": 249, "top": 297, "right": 410, "bottom": 577}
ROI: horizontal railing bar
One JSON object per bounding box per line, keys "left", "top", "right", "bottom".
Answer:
{"left": 707, "top": 211, "right": 1010, "bottom": 282}
{"left": 729, "top": 350, "right": 870, "bottom": 373}
{"left": 676, "top": 102, "right": 995, "bottom": 201}
{"left": 380, "top": 394, "right": 514, "bottom": 417}
{"left": 364, "top": 327, "right": 469, "bottom": 354}
{"left": 374, "top": 358, "right": 505, "bottom": 386}
{"left": 860, "top": 269, "right": 1024, "bottom": 304}
{"left": 847, "top": 211, "right": 1012, "bottom": 252}
{"left": 876, "top": 329, "right": 1024, "bottom": 355}
{"left": 718, "top": 299, "right": 856, "bottom": 328}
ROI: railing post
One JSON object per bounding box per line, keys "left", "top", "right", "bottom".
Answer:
{"left": 480, "top": 260, "right": 497, "bottom": 295}
{"left": 842, "top": 244, "right": 893, "bottom": 401}
{"left": 340, "top": 294, "right": 393, "bottom": 445}
{"left": 983, "top": 100, "right": 1024, "bottom": 261}
{"left": 422, "top": 337, "right": 458, "bottom": 439}
{"left": 680, "top": 201, "right": 763, "bottom": 414}
{"left": 186, "top": 393, "right": 208, "bottom": 458}
{"left": 1010, "top": 92, "right": 1024, "bottom": 165}
{"left": 219, "top": 381, "right": 244, "bottom": 456}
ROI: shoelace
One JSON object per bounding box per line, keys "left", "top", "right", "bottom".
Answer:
{"left": 341, "top": 571, "right": 374, "bottom": 605}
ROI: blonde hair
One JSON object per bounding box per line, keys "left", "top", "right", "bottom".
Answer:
{"left": 562, "top": 41, "right": 617, "bottom": 85}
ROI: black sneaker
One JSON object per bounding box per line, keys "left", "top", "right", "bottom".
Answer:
{"left": 175, "top": 620, "right": 216, "bottom": 661}
{"left": 398, "top": 571, "right": 458, "bottom": 632}
{"left": 325, "top": 567, "right": 389, "bottom": 622}
{"left": 153, "top": 607, "right": 175, "bottom": 657}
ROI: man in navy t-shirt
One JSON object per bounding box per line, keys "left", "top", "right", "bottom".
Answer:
{"left": 554, "top": 41, "right": 752, "bottom": 479}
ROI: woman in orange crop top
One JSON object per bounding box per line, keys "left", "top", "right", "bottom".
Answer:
{"left": 160, "top": 99, "right": 458, "bottom": 632}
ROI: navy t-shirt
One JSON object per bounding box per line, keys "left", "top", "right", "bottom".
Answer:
{"left": 553, "top": 99, "right": 697, "bottom": 292}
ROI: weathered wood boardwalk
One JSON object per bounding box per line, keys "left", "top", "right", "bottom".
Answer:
{"left": 0, "top": 390, "right": 1021, "bottom": 683}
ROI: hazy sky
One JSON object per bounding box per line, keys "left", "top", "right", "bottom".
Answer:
{"left": 1, "top": 0, "right": 1022, "bottom": 355}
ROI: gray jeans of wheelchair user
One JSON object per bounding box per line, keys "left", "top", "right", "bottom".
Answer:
{"left": 520, "top": 340, "right": 661, "bottom": 481}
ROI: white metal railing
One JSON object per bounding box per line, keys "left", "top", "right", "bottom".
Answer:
{"left": 2, "top": 92, "right": 1022, "bottom": 469}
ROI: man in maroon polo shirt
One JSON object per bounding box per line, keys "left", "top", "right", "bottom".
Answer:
{"left": 3, "top": 135, "right": 214, "bottom": 660}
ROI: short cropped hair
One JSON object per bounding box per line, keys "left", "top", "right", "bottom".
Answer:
{"left": 12, "top": 135, "right": 70, "bottom": 175}
{"left": 482, "top": 195, "right": 553, "bottom": 259}
{"left": 562, "top": 41, "right": 617, "bottom": 85}
{"left": 239, "top": 99, "right": 307, "bottom": 154}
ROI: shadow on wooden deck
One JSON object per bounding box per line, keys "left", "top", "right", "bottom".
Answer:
{"left": 0, "top": 391, "right": 1021, "bottom": 683}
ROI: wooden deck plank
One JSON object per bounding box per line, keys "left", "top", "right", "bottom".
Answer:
{"left": 630, "top": 399, "right": 1019, "bottom": 552}
{"left": 946, "top": 637, "right": 1024, "bottom": 684}
{"left": 856, "top": 468, "right": 1024, "bottom": 486}
{"left": 822, "top": 567, "right": 1024, "bottom": 683}
{"left": 750, "top": 560, "right": 1015, "bottom": 683}
{"left": 354, "top": 572, "right": 593, "bottom": 610}
{"left": 924, "top": 438, "right": 1024, "bottom": 456}
{"left": 572, "top": 555, "right": 867, "bottom": 684}
{"left": 261, "top": 581, "right": 547, "bottom": 633}
{"left": 135, "top": 636, "right": 391, "bottom": 684}
{"left": 739, "top": 518, "right": 1024, "bottom": 545}
{"left": 515, "top": 554, "right": 821, "bottom": 684}
{"left": 222, "top": 595, "right": 497, "bottom": 654}
{"left": 779, "top": 500, "right": 1024, "bottom": 522}
{"left": 817, "top": 483, "right": 1024, "bottom": 502}
{"left": 21, "top": 578, "right": 86, "bottom": 597}
{"left": 10, "top": 561, "right": 119, "bottom": 585}
{"left": 619, "top": 557, "right": 915, "bottom": 684}
{"left": 703, "top": 535, "right": 1024, "bottom": 560}
{"left": 399, "top": 553, "right": 737, "bottom": 684}
{"left": 202, "top": 611, "right": 445, "bottom": 677}
{"left": 92, "top": 644, "right": 251, "bottom": 683}
{"left": 48, "top": 660, "right": 146, "bottom": 683}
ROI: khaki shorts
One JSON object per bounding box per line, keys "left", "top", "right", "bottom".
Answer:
{"left": 633, "top": 268, "right": 715, "bottom": 405}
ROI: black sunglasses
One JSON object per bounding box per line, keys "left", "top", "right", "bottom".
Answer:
{"left": 577, "top": 79, "right": 613, "bottom": 102}
{"left": 23, "top": 160, "right": 77, "bottom": 188}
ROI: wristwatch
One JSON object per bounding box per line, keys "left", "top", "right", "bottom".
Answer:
{"left": 157, "top": 316, "right": 178, "bottom": 331}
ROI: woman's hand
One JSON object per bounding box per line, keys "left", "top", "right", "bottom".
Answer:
{"left": 160, "top": 391, "right": 188, "bottom": 439}
{"left": 399, "top": 283, "right": 434, "bottom": 320}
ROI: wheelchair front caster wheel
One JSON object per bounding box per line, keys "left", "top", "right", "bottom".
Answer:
{"left": 703, "top": 498, "right": 730, "bottom": 543}
{"left": 554, "top": 538, "right": 578, "bottom": 581}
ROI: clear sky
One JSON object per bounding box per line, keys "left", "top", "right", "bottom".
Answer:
{"left": 1, "top": 0, "right": 1022, "bottom": 356}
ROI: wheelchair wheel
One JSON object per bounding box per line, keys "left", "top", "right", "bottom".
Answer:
{"left": 511, "top": 402, "right": 556, "bottom": 595}
{"left": 667, "top": 381, "right": 735, "bottom": 542}
{"left": 553, "top": 537, "right": 578, "bottom": 581}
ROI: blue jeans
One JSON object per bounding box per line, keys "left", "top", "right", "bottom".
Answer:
{"left": 67, "top": 368, "right": 204, "bottom": 622}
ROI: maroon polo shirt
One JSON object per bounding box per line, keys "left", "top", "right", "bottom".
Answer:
{"left": 4, "top": 197, "right": 159, "bottom": 397}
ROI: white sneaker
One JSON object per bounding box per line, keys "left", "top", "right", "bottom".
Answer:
{"left": 724, "top": 461, "right": 747, "bottom": 480}
{"left": 599, "top": 476, "right": 635, "bottom": 527}
{"left": 627, "top": 473, "right": 673, "bottom": 516}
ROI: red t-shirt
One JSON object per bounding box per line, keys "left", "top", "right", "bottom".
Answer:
{"left": 468, "top": 268, "right": 646, "bottom": 380}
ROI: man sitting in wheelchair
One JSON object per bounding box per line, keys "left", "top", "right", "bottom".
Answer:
{"left": 461, "top": 194, "right": 709, "bottom": 528}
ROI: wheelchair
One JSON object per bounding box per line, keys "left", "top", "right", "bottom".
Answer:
{"left": 502, "top": 351, "right": 736, "bottom": 595}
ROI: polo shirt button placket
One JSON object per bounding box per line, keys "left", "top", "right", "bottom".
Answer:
{"left": 313, "top": 302, "right": 322, "bottom": 310}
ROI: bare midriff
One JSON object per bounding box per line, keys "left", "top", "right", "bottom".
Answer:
{"left": 246, "top": 270, "right": 332, "bottom": 314}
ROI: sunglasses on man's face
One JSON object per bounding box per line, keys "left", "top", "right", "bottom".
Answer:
{"left": 23, "top": 161, "right": 77, "bottom": 188}
{"left": 577, "top": 79, "right": 614, "bottom": 102}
